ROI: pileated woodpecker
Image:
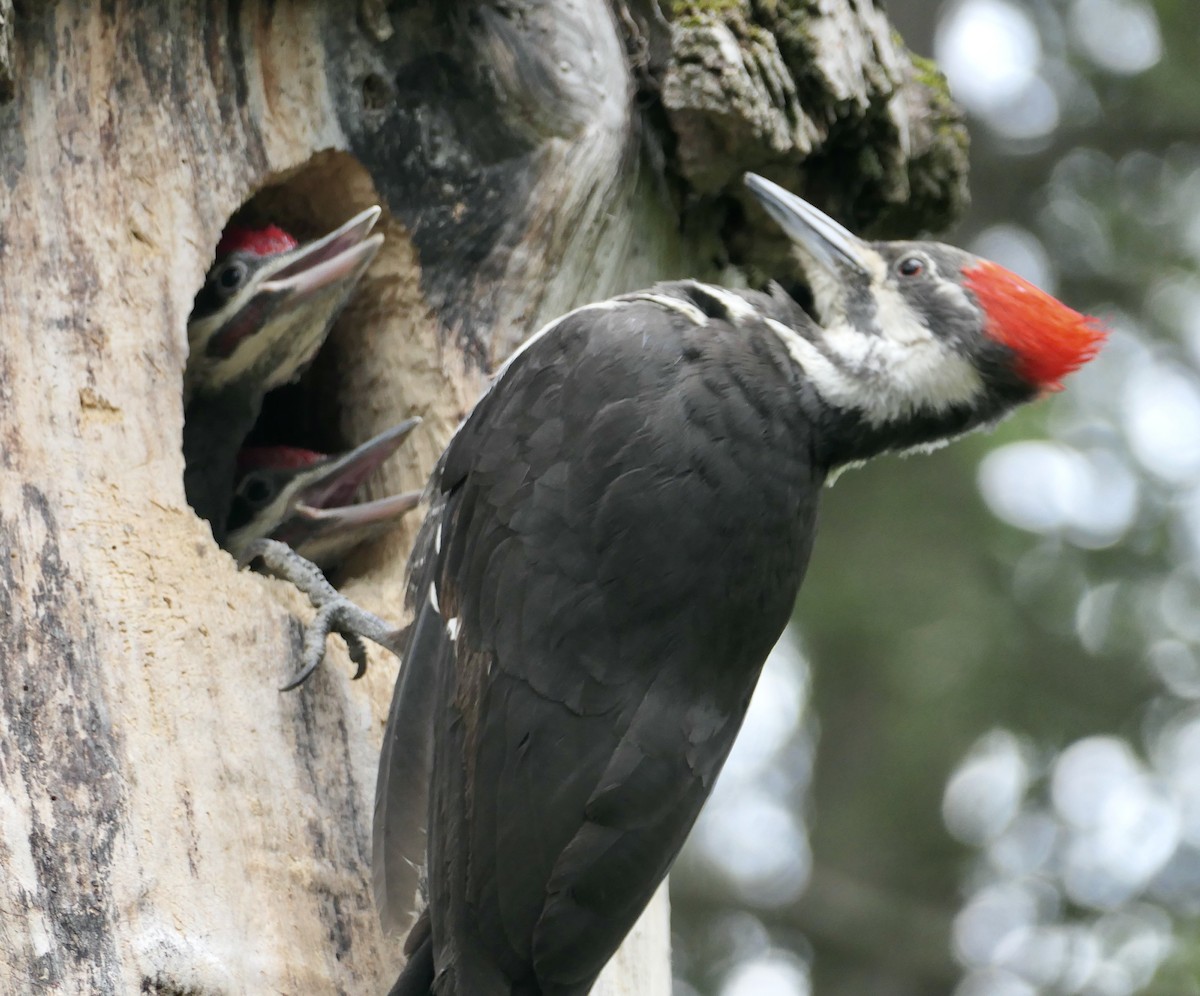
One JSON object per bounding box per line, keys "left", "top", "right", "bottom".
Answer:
{"left": 226, "top": 417, "right": 422, "bottom": 569}
{"left": 357, "top": 173, "right": 1105, "bottom": 996}
{"left": 182, "top": 207, "right": 384, "bottom": 544}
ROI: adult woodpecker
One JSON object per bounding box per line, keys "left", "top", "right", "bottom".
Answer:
{"left": 182, "top": 207, "right": 384, "bottom": 543}
{"left": 226, "top": 417, "right": 423, "bottom": 570}
{"left": 353, "top": 174, "right": 1104, "bottom": 995}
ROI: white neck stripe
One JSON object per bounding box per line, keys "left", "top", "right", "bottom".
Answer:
{"left": 618, "top": 292, "right": 709, "bottom": 326}
{"left": 762, "top": 317, "right": 985, "bottom": 425}
{"left": 494, "top": 299, "right": 625, "bottom": 382}
{"left": 682, "top": 281, "right": 760, "bottom": 323}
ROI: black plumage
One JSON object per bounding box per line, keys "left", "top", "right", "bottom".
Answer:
{"left": 372, "top": 175, "right": 1104, "bottom": 995}
{"left": 379, "top": 289, "right": 823, "bottom": 995}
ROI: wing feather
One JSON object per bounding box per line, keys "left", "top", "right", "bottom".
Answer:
{"left": 379, "top": 294, "right": 820, "bottom": 993}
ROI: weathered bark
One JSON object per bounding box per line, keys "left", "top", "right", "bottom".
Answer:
{"left": 0, "top": 1, "right": 965, "bottom": 992}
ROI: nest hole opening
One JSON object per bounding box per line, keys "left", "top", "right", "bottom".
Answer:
{"left": 182, "top": 150, "right": 414, "bottom": 573}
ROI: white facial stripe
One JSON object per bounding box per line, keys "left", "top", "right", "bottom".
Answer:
{"left": 801, "top": 264, "right": 852, "bottom": 328}
{"left": 763, "top": 317, "right": 984, "bottom": 425}
{"left": 428, "top": 581, "right": 441, "bottom": 615}
{"left": 933, "top": 277, "right": 972, "bottom": 313}
{"left": 200, "top": 301, "right": 335, "bottom": 399}
{"left": 872, "top": 283, "right": 935, "bottom": 346}
{"left": 445, "top": 617, "right": 461, "bottom": 641}
{"left": 224, "top": 471, "right": 313, "bottom": 556}
{"left": 763, "top": 317, "right": 853, "bottom": 399}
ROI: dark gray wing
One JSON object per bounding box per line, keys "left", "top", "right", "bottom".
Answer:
{"left": 416, "top": 299, "right": 820, "bottom": 993}
{"left": 372, "top": 483, "right": 449, "bottom": 936}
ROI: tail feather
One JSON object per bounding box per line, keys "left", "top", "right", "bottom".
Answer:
{"left": 387, "top": 929, "right": 435, "bottom": 996}
{"left": 385, "top": 929, "right": 567, "bottom": 996}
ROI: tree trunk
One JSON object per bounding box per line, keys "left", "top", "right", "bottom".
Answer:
{"left": 0, "top": 1, "right": 965, "bottom": 992}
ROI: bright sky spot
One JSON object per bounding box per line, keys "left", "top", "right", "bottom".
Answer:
{"left": 991, "top": 923, "right": 1072, "bottom": 986}
{"left": 1051, "top": 736, "right": 1182, "bottom": 905}
{"left": 721, "top": 953, "right": 811, "bottom": 996}
{"left": 684, "top": 628, "right": 812, "bottom": 906}
{"left": 1069, "top": 0, "right": 1162, "bottom": 75}
{"left": 954, "top": 881, "right": 1044, "bottom": 965}
{"left": 944, "top": 730, "right": 1031, "bottom": 846}
{"left": 1146, "top": 639, "right": 1200, "bottom": 700}
{"left": 971, "top": 225, "right": 1055, "bottom": 293}
{"left": 1122, "top": 363, "right": 1200, "bottom": 482}
{"left": 987, "top": 810, "right": 1059, "bottom": 879}
{"left": 1075, "top": 581, "right": 1118, "bottom": 653}
{"left": 987, "top": 75, "right": 1061, "bottom": 141}
{"left": 1145, "top": 276, "right": 1200, "bottom": 349}
{"left": 977, "top": 442, "right": 1137, "bottom": 546}
{"left": 1156, "top": 569, "right": 1200, "bottom": 643}
{"left": 692, "top": 788, "right": 811, "bottom": 906}
{"left": 936, "top": 0, "right": 1041, "bottom": 111}
{"left": 1174, "top": 488, "right": 1200, "bottom": 559}
{"left": 954, "top": 967, "right": 1040, "bottom": 996}
{"left": 978, "top": 442, "right": 1084, "bottom": 533}
{"left": 718, "top": 631, "right": 807, "bottom": 783}
{"left": 1152, "top": 713, "right": 1200, "bottom": 842}
{"left": 1060, "top": 788, "right": 1180, "bottom": 906}
{"left": 1052, "top": 737, "right": 1143, "bottom": 830}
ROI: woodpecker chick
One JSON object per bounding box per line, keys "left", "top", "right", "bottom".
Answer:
{"left": 364, "top": 175, "right": 1104, "bottom": 996}
{"left": 182, "top": 206, "right": 384, "bottom": 543}
{"left": 184, "top": 206, "right": 383, "bottom": 402}
{"left": 226, "top": 417, "right": 423, "bottom": 569}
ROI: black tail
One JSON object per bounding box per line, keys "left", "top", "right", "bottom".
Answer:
{"left": 388, "top": 930, "right": 435, "bottom": 996}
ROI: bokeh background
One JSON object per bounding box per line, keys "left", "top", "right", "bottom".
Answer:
{"left": 669, "top": 2, "right": 1200, "bottom": 993}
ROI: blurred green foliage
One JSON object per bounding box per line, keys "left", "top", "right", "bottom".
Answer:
{"left": 671, "top": 2, "right": 1200, "bottom": 995}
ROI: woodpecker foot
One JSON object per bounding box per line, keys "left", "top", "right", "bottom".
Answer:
{"left": 238, "top": 538, "right": 401, "bottom": 690}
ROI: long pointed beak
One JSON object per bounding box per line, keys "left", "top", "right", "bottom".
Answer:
{"left": 285, "top": 490, "right": 423, "bottom": 570}
{"left": 189, "top": 206, "right": 385, "bottom": 398}
{"left": 224, "top": 416, "right": 422, "bottom": 562}
{"left": 743, "top": 174, "right": 872, "bottom": 278}
{"left": 279, "top": 416, "right": 422, "bottom": 568}
{"left": 259, "top": 206, "right": 383, "bottom": 299}
{"left": 290, "top": 416, "right": 421, "bottom": 510}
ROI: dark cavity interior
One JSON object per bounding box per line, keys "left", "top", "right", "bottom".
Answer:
{"left": 182, "top": 150, "right": 382, "bottom": 545}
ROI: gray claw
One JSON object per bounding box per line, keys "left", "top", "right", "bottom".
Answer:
{"left": 239, "top": 538, "right": 401, "bottom": 688}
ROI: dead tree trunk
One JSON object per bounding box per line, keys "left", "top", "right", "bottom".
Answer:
{"left": 0, "top": 1, "right": 966, "bottom": 992}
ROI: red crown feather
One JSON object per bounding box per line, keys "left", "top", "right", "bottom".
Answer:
{"left": 964, "top": 260, "right": 1106, "bottom": 390}
{"left": 236, "top": 446, "right": 325, "bottom": 474}
{"left": 215, "top": 224, "right": 298, "bottom": 260}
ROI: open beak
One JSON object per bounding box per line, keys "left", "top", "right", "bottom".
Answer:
{"left": 283, "top": 490, "right": 423, "bottom": 570}
{"left": 279, "top": 416, "right": 423, "bottom": 568}
{"left": 288, "top": 416, "right": 421, "bottom": 512}
{"left": 257, "top": 206, "right": 383, "bottom": 301}
{"left": 225, "top": 416, "right": 422, "bottom": 566}
{"left": 192, "top": 206, "right": 385, "bottom": 397}
{"left": 743, "top": 174, "right": 872, "bottom": 278}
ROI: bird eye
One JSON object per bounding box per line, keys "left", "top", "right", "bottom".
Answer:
{"left": 237, "top": 473, "right": 276, "bottom": 509}
{"left": 897, "top": 256, "right": 925, "bottom": 277}
{"left": 214, "top": 258, "right": 249, "bottom": 296}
